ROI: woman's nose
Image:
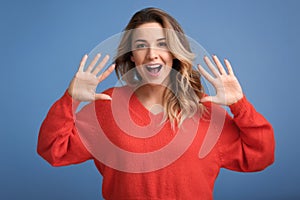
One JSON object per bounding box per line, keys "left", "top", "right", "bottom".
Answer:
{"left": 147, "top": 47, "right": 158, "bottom": 60}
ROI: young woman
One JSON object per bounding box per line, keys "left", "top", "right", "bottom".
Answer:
{"left": 37, "top": 7, "right": 275, "bottom": 199}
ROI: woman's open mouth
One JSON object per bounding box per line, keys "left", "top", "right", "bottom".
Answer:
{"left": 145, "top": 64, "right": 163, "bottom": 76}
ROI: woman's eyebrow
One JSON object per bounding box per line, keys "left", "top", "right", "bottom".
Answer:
{"left": 134, "top": 38, "right": 166, "bottom": 43}
{"left": 134, "top": 39, "right": 147, "bottom": 43}
{"left": 157, "top": 38, "right": 166, "bottom": 41}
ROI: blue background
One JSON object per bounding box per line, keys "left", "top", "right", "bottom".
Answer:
{"left": 1, "top": 0, "right": 299, "bottom": 199}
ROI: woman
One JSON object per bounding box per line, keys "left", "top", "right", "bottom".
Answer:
{"left": 37, "top": 7, "right": 275, "bottom": 199}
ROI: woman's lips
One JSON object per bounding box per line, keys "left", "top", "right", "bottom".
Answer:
{"left": 145, "top": 64, "right": 162, "bottom": 76}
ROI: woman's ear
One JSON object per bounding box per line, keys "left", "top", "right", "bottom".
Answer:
{"left": 130, "top": 55, "right": 135, "bottom": 63}
{"left": 172, "top": 53, "right": 176, "bottom": 59}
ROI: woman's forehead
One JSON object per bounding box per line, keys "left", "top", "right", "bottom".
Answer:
{"left": 132, "top": 27, "right": 166, "bottom": 42}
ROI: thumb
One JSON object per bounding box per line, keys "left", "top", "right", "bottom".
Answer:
{"left": 200, "top": 96, "right": 213, "bottom": 103}
{"left": 95, "top": 93, "right": 112, "bottom": 101}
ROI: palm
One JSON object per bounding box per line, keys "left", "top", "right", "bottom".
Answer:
{"left": 68, "top": 54, "right": 115, "bottom": 101}
{"left": 198, "top": 55, "right": 243, "bottom": 106}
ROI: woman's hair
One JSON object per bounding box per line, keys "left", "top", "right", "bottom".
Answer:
{"left": 114, "top": 7, "right": 205, "bottom": 128}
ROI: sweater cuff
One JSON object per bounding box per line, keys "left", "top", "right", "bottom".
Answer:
{"left": 62, "top": 89, "right": 81, "bottom": 112}
{"left": 229, "top": 95, "right": 250, "bottom": 116}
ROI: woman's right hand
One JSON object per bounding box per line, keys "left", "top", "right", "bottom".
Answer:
{"left": 68, "top": 54, "right": 115, "bottom": 101}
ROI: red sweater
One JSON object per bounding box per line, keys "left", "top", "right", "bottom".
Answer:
{"left": 37, "top": 86, "right": 275, "bottom": 200}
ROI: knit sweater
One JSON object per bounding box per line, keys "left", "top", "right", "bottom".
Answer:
{"left": 37, "top": 86, "right": 275, "bottom": 200}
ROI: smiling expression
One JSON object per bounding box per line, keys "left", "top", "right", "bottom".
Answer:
{"left": 131, "top": 22, "right": 174, "bottom": 85}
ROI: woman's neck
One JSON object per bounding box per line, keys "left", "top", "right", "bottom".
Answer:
{"left": 134, "top": 84, "right": 166, "bottom": 114}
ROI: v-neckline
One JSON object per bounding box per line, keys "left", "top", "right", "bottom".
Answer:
{"left": 130, "top": 90, "right": 165, "bottom": 118}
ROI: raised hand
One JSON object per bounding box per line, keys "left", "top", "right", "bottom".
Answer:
{"left": 197, "top": 55, "right": 243, "bottom": 106}
{"left": 68, "top": 54, "right": 115, "bottom": 101}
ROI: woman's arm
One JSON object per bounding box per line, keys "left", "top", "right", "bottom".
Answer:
{"left": 198, "top": 55, "right": 275, "bottom": 171}
{"left": 37, "top": 54, "right": 115, "bottom": 166}
{"left": 37, "top": 91, "right": 93, "bottom": 166}
{"left": 218, "top": 96, "right": 275, "bottom": 171}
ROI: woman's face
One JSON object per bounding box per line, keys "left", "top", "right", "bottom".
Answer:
{"left": 131, "top": 22, "right": 173, "bottom": 85}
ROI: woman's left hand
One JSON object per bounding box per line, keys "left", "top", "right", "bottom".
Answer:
{"left": 197, "top": 55, "right": 243, "bottom": 106}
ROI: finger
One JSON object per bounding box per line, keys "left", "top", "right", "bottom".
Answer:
{"left": 204, "top": 56, "right": 220, "bottom": 77}
{"left": 95, "top": 93, "right": 112, "bottom": 100}
{"left": 92, "top": 54, "right": 110, "bottom": 75}
{"left": 212, "top": 55, "right": 227, "bottom": 75}
{"left": 78, "top": 54, "right": 88, "bottom": 72}
{"left": 86, "top": 53, "right": 101, "bottom": 72}
{"left": 224, "top": 59, "right": 234, "bottom": 75}
{"left": 197, "top": 64, "right": 215, "bottom": 83}
{"left": 98, "top": 64, "right": 116, "bottom": 82}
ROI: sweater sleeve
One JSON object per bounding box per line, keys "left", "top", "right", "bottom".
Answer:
{"left": 217, "top": 96, "right": 275, "bottom": 172}
{"left": 37, "top": 90, "right": 93, "bottom": 166}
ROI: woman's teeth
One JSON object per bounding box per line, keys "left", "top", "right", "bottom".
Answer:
{"left": 145, "top": 64, "right": 162, "bottom": 74}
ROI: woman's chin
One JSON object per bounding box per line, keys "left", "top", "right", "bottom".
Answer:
{"left": 141, "top": 76, "right": 170, "bottom": 87}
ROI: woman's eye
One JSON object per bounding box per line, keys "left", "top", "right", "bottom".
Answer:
{"left": 136, "top": 43, "right": 147, "bottom": 49}
{"left": 158, "top": 42, "right": 167, "bottom": 48}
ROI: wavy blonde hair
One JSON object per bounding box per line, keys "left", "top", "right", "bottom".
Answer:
{"left": 114, "top": 7, "right": 205, "bottom": 128}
